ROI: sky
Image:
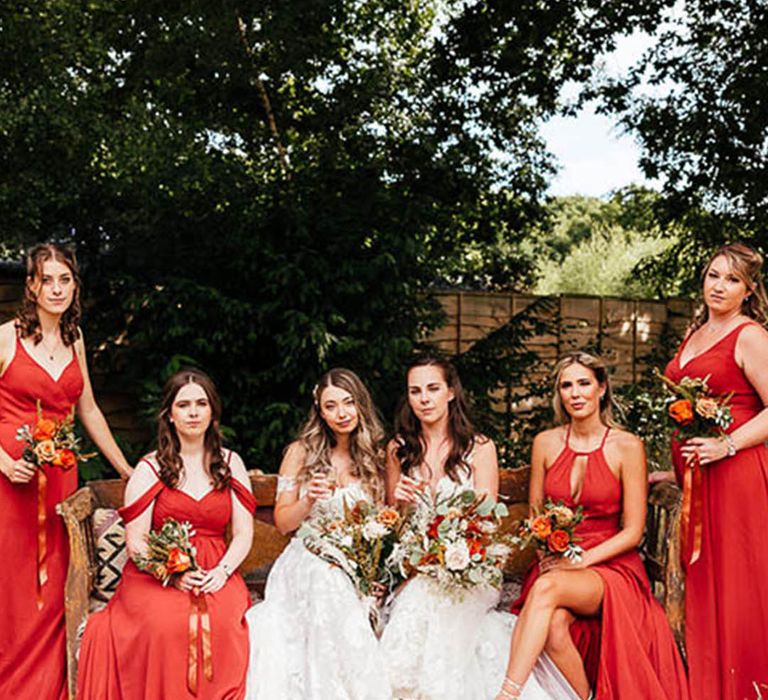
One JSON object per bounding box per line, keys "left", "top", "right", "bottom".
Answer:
{"left": 541, "top": 31, "right": 660, "bottom": 198}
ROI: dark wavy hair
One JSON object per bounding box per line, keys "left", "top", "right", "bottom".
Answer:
{"left": 394, "top": 356, "right": 478, "bottom": 484}
{"left": 15, "top": 243, "right": 82, "bottom": 346}
{"left": 156, "top": 368, "right": 230, "bottom": 491}
{"left": 691, "top": 242, "right": 768, "bottom": 330}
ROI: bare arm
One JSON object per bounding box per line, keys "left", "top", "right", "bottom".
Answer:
{"left": 200, "top": 452, "right": 254, "bottom": 594}
{"left": 471, "top": 437, "right": 499, "bottom": 500}
{"left": 0, "top": 322, "right": 35, "bottom": 483}
{"left": 123, "top": 460, "right": 158, "bottom": 560}
{"left": 527, "top": 431, "right": 550, "bottom": 517}
{"left": 579, "top": 433, "right": 647, "bottom": 568}
{"left": 273, "top": 442, "right": 331, "bottom": 535}
{"left": 74, "top": 331, "right": 133, "bottom": 479}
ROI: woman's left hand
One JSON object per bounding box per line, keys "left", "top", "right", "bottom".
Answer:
{"left": 680, "top": 436, "right": 729, "bottom": 467}
{"left": 199, "top": 565, "right": 229, "bottom": 594}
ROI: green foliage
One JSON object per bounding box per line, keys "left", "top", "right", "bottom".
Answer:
{"left": 533, "top": 189, "right": 679, "bottom": 298}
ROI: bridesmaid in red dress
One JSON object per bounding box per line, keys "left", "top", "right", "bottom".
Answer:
{"left": 496, "top": 352, "right": 688, "bottom": 700}
{"left": 661, "top": 243, "right": 768, "bottom": 698}
{"left": 0, "top": 244, "right": 132, "bottom": 700}
{"left": 76, "top": 368, "right": 256, "bottom": 700}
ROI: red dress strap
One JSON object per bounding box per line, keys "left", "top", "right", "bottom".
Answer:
{"left": 230, "top": 477, "right": 257, "bottom": 514}
{"left": 118, "top": 458, "right": 165, "bottom": 523}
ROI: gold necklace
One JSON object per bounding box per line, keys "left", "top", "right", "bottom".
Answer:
{"left": 40, "top": 334, "right": 61, "bottom": 362}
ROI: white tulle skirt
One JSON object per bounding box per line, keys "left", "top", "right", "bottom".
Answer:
{"left": 380, "top": 577, "right": 580, "bottom": 700}
{"left": 245, "top": 538, "right": 390, "bottom": 700}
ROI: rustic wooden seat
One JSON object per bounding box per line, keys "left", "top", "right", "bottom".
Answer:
{"left": 56, "top": 468, "right": 682, "bottom": 698}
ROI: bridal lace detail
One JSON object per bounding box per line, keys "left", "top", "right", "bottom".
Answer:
{"left": 380, "top": 468, "right": 580, "bottom": 700}
{"left": 245, "top": 482, "right": 390, "bottom": 700}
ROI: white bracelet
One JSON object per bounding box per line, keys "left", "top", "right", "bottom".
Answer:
{"left": 724, "top": 434, "right": 737, "bottom": 457}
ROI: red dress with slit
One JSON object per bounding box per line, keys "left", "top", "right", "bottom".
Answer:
{"left": 512, "top": 427, "right": 689, "bottom": 699}
{"left": 0, "top": 337, "right": 83, "bottom": 700}
{"left": 665, "top": 321, "right": 768, "bottom": 698}
{"left": 76, "top": 457, "right": 257, "bottom": 700}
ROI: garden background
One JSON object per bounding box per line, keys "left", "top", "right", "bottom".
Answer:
{"left": 1, "top": 1, "right": 765, "bottom": 476}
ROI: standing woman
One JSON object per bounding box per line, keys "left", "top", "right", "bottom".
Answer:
{"left": 381, "top": 356, "right": 577, "bottom": 700}
{"left": 77, "top": 368, "right": 256, "bottom": 699}
{"left": 0, "top": 243, "right": 132, "bottom": 700}
{"left": 664, "top": 242, "right": 768, "bottom": 698}
{"left": 245, "top": 368, "right": 389, "bottom": 700}
{"left": 497, "top": 352, "right": 688, "bottom": 700}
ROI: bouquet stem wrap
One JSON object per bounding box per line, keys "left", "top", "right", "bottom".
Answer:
{"left": 36, "top": 469, "right": 47, "bottom": 609}
{"left": 680, "top": 452, "right": 703, "bottom": 566}
{"left": 187, "top": 590, "right": 213, "bottom": 695}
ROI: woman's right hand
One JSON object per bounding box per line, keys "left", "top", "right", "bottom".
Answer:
{"left": 305, "top": 474, "right": 333, "bottom": 503}
{"left": 393, "top": 475, "right": 423, "bottom": 504}
{"left": 1, "top": 457, "right": 36, "bottom": 484}
{"left": 174, "top": 569, "right": 208, "bottom": 593}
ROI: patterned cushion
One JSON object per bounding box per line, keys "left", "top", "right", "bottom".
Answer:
{"left": 90, "top": 508, "right": 128, "bottom": 608}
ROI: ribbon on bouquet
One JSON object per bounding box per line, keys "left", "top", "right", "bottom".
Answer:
{"left": 680, "top": 452, "right": 703, "bottom": 567}
{"left": 36, "top": 467, "right": 48, "bottom": 610}
{"left": 187, "top": 589, "right": 213, "bottom": 695}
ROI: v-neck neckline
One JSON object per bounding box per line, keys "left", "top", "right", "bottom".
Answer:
{"left": 18, "top": 337, "right": 76, "bottom": 383}
{"left": 677, "top": 322, "right": 750, "bottom": 371}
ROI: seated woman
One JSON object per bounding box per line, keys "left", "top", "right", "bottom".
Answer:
{"left": 76, "top": 368, "right": 256, "bottom": 700}
{"left": 380, "top": 356, "right": 578, "bottom": 700}
{"left": 496, "top": 352, "right": 688, "bottom": 700}
{"left": 245, "top": 368, "right": 390, "bottom": 700}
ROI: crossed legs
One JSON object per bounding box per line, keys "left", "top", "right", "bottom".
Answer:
{"left": 498, "top": 569, "right": 604, "bottom": 699}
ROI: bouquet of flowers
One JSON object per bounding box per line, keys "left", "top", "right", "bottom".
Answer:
{"left": 655, "top": 369, "right": 733, "bottom": 437}
{"left": 16, "top": 400, "right": 95, "bottom": 471}
{"left": 298, "top": 500, "right": 403, "bottom": 632}
{"left": 512, "top": 499, "right": 584, "bottom": 563}
{"left": 386, "top": 488, "right": 513, "bottom": 599}
{"left": 134, "top": 518, "right": 199, "bottom": 587}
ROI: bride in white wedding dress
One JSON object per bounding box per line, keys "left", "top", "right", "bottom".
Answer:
{"left": 380, "top": 357, "right": 580, "bottom": 700}
{"left": 245, "top": 368, "right": 390, "bottom": 700}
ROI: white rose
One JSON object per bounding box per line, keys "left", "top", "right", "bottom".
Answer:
{"left": 444, "top": 542, "right": 471, "bottom": 571}
{"left": 362, "top": 520, "right": 389, "bottom": 541}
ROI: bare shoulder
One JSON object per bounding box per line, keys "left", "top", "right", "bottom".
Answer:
{"left": 533, "top": 427, "right": 565, "bottom": 452}
{"left": 226, "top": 449, "right": 249, "bottom": 484}
{"left": 737, "top": 322, "right": 768, "bottom": 353}
{"left": 124, "top": 455, "right": 160, "bottom": 503}
{"left": 607, "top": 427, "right": 644, "bottom": 452}
{"left": 0, "top": 320, "right": 17, "bottom": 360}
{"left": 472, "top": 434, "right": 497, "bottom": 456}
{"left": 279, "top": 441, "right": 306, "bottom": 476}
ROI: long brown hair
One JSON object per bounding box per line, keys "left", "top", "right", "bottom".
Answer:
{"left": 551, "top": 351, "right": 618, "bottom": 427}
{"left": 691, "top": 242, "right": 768, "bottom": 330}
{"left": 155, "top": 368, "right": 230, "bottom": 490}
{"left": 395, "top": 356, "right": 478, "bottom": 484}
{"left": 296, "top": 368, "right": 385, "bottom": 501}
{"left": 15, "top": 243, "right": 82, "bottom": 346}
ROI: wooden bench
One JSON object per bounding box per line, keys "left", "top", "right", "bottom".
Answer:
{"left": 56, "top": 469, "right": 682, "bottom": 698}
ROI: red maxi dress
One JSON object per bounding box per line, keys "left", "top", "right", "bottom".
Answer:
{"left": 76, "top": 457, "right": 257, "bottom": 700}
{"left": 665, "top": 321, "right": 768, "bottom": 698}
{"left": 512, "top": 426, "right": 689, "bottom": 699}
{"left": 0, "top": 337, "right": 84, "bottom": 700}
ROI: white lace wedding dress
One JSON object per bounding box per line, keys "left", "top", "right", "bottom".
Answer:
{"left": 245, "top": 479, "right": 390, "bottom": 700}
{"left": 379, "top": 470, "right": 580, "bottom": 700}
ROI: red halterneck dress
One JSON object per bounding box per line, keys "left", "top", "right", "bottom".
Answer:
{"left": 0, "top": 337, "right": 84, "bottom": 700}
{"left": 512, "top": 426, "right": 689, "bottom": 699}
{"left": 76, "top": 456, "right": 257, "bottom": 700}
{"left": 665, "top": 321, "right": 768, "bottom": 698}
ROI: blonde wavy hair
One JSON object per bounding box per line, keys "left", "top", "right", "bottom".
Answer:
{"left": 295, "top": 368, "right": 385, "bottom": 501}
{"left": 691, "top": 242, "right": 768, "bottom": 330}
{"left": 551, "top": 351, "right": 619, "bottom": 428}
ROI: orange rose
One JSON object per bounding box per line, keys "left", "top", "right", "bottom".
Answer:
{"left": 547, "top": 529, "right": 571, "bottom": 553}
{"left": 33, "top": 439, "right": 57, "bottom": 464}
{"left": 166, "top": 547, "right": 193, "bottom": 574}
{"left": 669, "top": 399, "right": 694, "bottom": 425}
{"left": 695, "top": 397, "right": 719, "bottom": 420}
{"left": 530, "top": 515, "right": 552, "bottom": 540}
{"left": 52, "top": 449, "right": 77, "bottom": 471}
{"left": 375, "top": 508, "right": 400, "bottom": 528}
{"left": 33, "top": 418, "right": 57, "bottom": 441}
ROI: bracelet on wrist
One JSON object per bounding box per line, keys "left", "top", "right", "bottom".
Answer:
{"left": 219, "top": 561, "right": 232, "bottom": 578}
{"left": 723, "top": 434, "right": 737, "bottom": 457}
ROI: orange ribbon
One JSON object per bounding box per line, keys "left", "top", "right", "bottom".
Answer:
{"left": 187, "top": 590, "right": 213, "bottom": 695}
{"left": 36, "top": 467, "right": 48, "bottom": 610}
{"left": 680, "top": 452, "right": 703, "bottom": 567}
